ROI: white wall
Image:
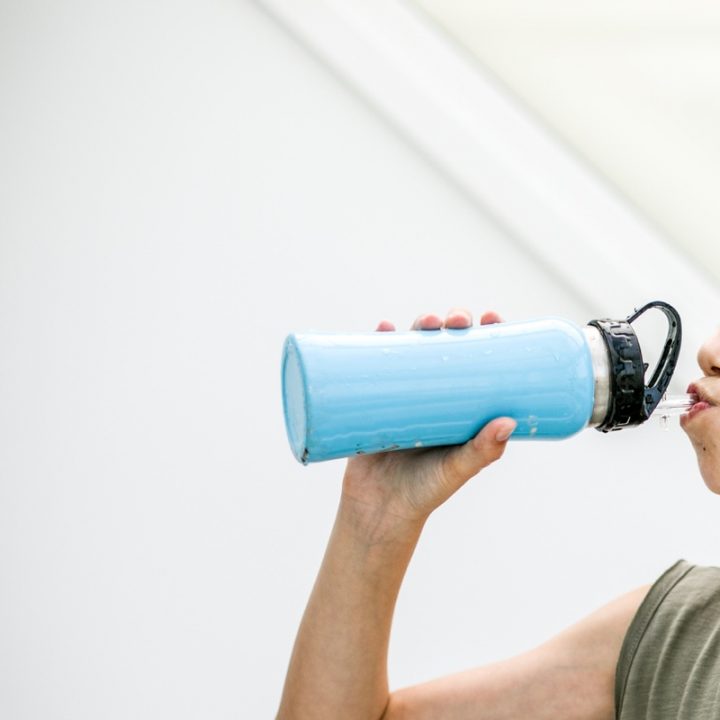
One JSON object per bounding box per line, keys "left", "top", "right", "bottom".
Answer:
{"left": 417, "top": 0, "right": 720, "bottom": 283}
{"left": 1, "top": 2, "right": 717, "bottom": 718}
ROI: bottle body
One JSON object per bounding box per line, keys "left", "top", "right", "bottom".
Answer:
{"left": 282, "top": 317, "right": 597, "bottom": 464}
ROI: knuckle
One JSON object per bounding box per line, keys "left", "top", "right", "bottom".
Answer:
{"left": 441, "top": 450, "right": 465, "bottom": 483}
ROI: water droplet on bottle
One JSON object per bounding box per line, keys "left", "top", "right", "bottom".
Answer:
{"left": 527, "top": 416, "right": 538, "bottom": 436}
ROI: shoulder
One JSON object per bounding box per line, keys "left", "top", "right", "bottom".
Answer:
{"left": 616, "top": 559, "right": 720, "bottom": 719}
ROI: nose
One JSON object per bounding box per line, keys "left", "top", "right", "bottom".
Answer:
{"left": 698, "top": 329, "right": 720, "bottom": 377}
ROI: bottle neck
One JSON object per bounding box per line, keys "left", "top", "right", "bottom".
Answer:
{"left": 583, "top": 326, "right": 611, "bottom": 427}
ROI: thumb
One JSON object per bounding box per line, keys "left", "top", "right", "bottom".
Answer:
{"left": 442, "top": 417, "right": 516, "bottom": 485}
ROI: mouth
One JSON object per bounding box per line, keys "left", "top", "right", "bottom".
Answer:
{"left": 684, "top": 383, "right": 717, "bottom": 421}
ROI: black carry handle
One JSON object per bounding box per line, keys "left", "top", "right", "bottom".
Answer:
{"left": 626, "top": 301, "right": 683, "bottom": 420}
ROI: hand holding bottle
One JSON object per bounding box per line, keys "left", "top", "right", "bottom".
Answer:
{"left": 340, "top": 309, "right": 516, "bottom": 528}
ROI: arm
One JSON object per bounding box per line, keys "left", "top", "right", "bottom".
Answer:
{"left": 276, "top": 414, "right": 513, "bottom": 720}
{"left": 385, "top": 583, "right": 650, "bottom": 719}
{"left": 275, "top": 484, "right": 425, "bottom": 720}
{"left": 276, "top": 309, "right": 647, "bottom": 720}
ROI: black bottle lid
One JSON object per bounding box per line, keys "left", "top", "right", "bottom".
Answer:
{"left": 588, "top": 301, "right": 682, "bottom": 432}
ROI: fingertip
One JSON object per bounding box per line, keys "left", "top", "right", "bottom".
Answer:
{"left": 480, "top": 311, "right": 503, "bottom": 325}
{"left": 472, "top": 417, "right": 516, "bottom": 448}
{"left": 376, "top": 320, "right": 396, "bottom": 332}
{"left": 445, "top": 308, "right": 473, "bottom": 329}
{"left": 494, "top": 418, "right": 517, "bottom": 443}
{"left": 412, "top": 313, "right": 443, "bottom": 331}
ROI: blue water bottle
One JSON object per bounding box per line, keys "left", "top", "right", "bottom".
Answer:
{"left": 281, "top": 301, "right": 682, "bottom": 464}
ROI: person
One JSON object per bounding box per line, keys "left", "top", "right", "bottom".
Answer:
{"left": 276, "top": 308, "right": 720, "bottom": 720}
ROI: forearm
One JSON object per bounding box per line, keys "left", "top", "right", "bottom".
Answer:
{"left": 277, "top": 495, "right": 425, "bottom": 720}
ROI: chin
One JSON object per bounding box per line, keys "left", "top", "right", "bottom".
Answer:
{"left": 681, "top": 406, "right": 720, "bottom": 493}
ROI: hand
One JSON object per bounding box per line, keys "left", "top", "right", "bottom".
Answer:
{"left": 341, "top": 308, "right": 516, "bottom": 529}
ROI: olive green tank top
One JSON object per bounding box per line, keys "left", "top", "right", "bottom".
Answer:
{"left": 615, "top": 559, "right": 720, "bottom": 719}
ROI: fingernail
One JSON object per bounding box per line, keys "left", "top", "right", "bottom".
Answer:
{"left": 495, "top": 421, "right": 516, "bottom": 443}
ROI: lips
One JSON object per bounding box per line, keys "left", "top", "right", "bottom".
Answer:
{"left": 684, "top": 383, "right": 716, "bottom": 420}
{"left": 685, "top": 401, "right": 711, "bottom": 420}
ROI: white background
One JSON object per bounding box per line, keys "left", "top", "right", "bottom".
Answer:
{"left": 418, "top": 0, "right": 720, "bottom": 282}
{"left": 1, "top": 2, "right": 718, "bottom": 718}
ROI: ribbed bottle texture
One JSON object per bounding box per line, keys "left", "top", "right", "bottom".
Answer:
{"left": 282, "top": 318, "right": 595, "bottom": 464}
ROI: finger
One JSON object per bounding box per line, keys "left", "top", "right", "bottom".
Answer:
{"left": 411, "top": 313, "right": 443, "bottom": 331}
{"left": 444, "top": 308, "right": 473, "bottom": 329}
{"left": 376, "top": 320, "right": 396, "bottom": 332}
{"left": 480, "top": 310, "right": 503, "bottom": 325}
{"left": 442, "top": 417, "right": 516, "bottom": 486}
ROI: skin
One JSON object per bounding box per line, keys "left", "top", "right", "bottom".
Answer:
{"left": 681, "top": 327, "right": 720, "bottom": 492}
{"left": 277, "top": 310, "right": 717, "bottom": 720}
